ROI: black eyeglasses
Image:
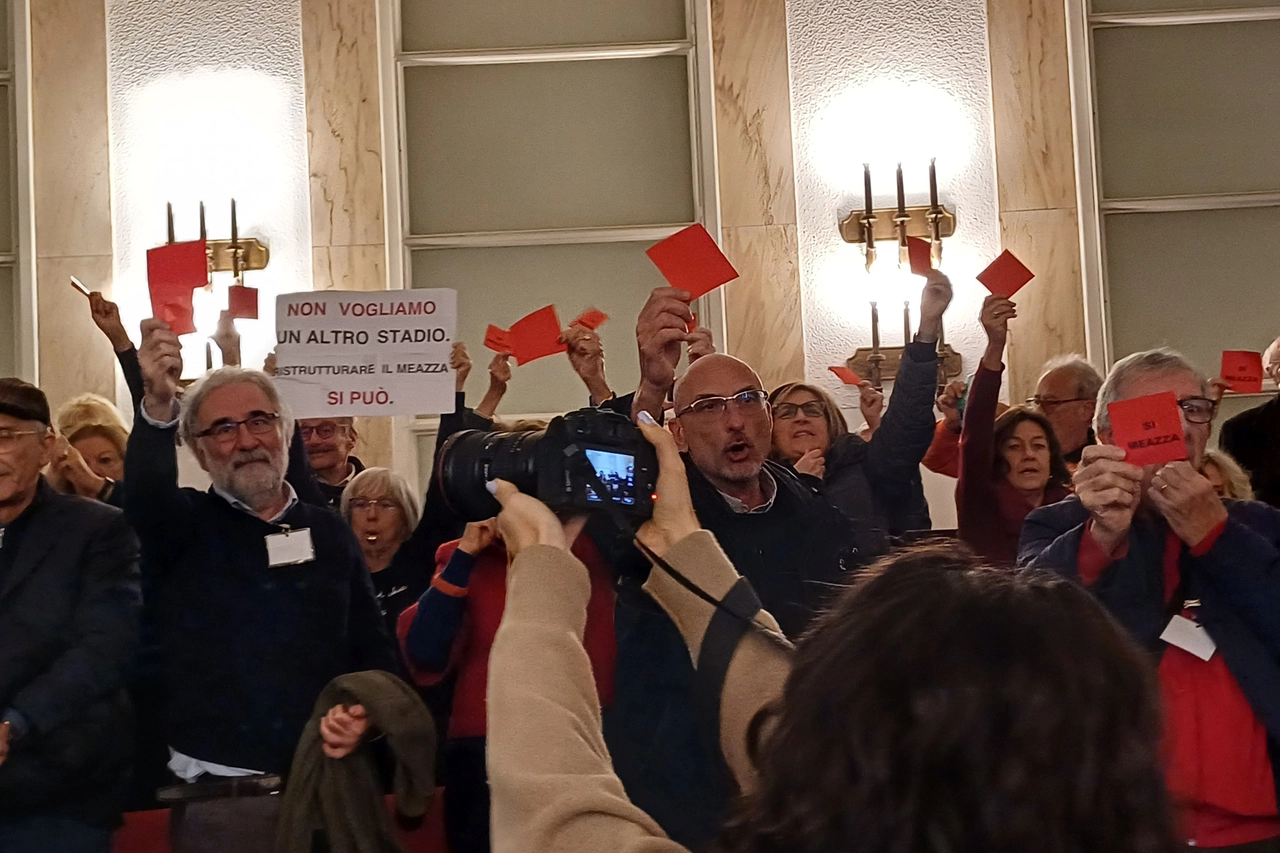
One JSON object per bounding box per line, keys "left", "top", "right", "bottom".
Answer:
{"left": 1027, "top": 396, "right": 1093, "bottom": 412}
{"left": 299, "top": 423, "right": 349, "bottom": 440}
{"left": 773, "top": 401, "right": 826, "bottom": 420}
{"left": 195, "top": 412, "right": 282, "bottom": 444}
{"left": 676, "top": 389, "right": 769, "bottom": 419}
{"left": 1176, "top": 396, "right": 1217, "bottom": 425}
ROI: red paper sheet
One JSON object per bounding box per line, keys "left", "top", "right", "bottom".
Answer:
{"left": 829, "top": 366, "right": 863, "bottom": 385}
{"left": 977, "top": 250, "right": 1035, "bottom": 298}
{"left": 227, "top": 285, "right": 258, "bottom": 320}
{"left": 646, "top": 224, "right": 739, "bottom": 298}
{"left": 686, "top": 312, "right": 699, "bottom": 334}
{"left": 1106, "top": 391, "right": 1188, "bottom": 467}
{"left": 508, "top": 305, "right": 567, "bottom": 365}
{"left": 484, "top": 325, "right": 513, "bottom": 354}
{"left": 907, "top": 237, "right": 933, "bottom": 276}
{"left": 1221, "top": 350, "right": 1264, "bottom": 394}
{"left": 146, "top": 240, "right": 208, "bottom": 335}
{"left": 571, "top": 308, "right": 609, "bottom": 330}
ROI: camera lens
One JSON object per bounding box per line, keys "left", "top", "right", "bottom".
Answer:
{"left": 436, "top": 428, "right": 545, "bottom": 521}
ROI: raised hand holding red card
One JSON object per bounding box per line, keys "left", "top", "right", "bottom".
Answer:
{"left": 977, "top": 250, "right": 1035, "bottom": 298}
{"left": 227, "top": 285, "right": 258, "bottom": 320}
{"left": 907, "top": 237, "right": 933, "bottom": 276}
{"left": 485, "top": 325, "right": 513, "bottom": 354}
{"left": 1106, "top": 391, "right": 1188, "bottom": 467}
{"left": 829, "top": 366, "right": 862, "bottom": 385}
{"left": 507, "top": 305, "right": 567, "bottom": 365}
{"left": 146, "top": 240, "right": 208, "bottom": 335}
{"left": 646, "top": 224, "right": 739, "bottom": 298}
{"left": 1220, "top": 350, "right": 1264, "bottom": 394}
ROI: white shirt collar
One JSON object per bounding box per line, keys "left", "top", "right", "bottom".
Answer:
{"left": 718, "top": 468, "right": 778, "bottom": 515}
{"left": 213, "top": 482, "right": 299, "bottom": 524}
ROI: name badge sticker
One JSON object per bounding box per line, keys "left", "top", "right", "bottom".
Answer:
{"left": 266, "top": 528, "right": 316, "bottom": 567}
{"left": 1160, "top": 614, "right": 1217, "bottom": 661}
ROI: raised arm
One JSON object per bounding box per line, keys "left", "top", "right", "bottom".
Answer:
{"left": 123, "top": 319, "right": 197, "bottom": 568}
{"left": 864, "top": 272, "right": 952, "bottom": 492}
{"left": 563, "top": 325, "right": 614, "bottom": 406}
{"left": 956, "top": 295, "right": 1014, "bottom": 544}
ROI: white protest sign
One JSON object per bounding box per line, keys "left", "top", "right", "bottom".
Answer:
{"left": 273, "top": 290, "right": 456, "bottom": 418}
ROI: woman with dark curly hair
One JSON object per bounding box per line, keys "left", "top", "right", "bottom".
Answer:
{"left": 958, "top": 294, "right": 1072, "bottom": 564}
{"left": 483, "top": 415, "right": 1180, "bottom": 853}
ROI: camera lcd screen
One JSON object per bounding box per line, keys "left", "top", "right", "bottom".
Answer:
{"left": 584, "top": 448, "right": 637, "bottom": 506}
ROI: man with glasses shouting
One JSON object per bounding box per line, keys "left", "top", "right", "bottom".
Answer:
{"left": 1021, "top": 349, "right": 1280, "bottom": 853}
{"left": 125, "top": 319, "right": 397, "bottom": 853}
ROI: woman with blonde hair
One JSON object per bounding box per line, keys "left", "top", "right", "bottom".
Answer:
{"left": 48, "top": 393, "right": 131, "bottom": 505}
{"left": 1202, "top": 448, "right": 1255, "bottom": 501}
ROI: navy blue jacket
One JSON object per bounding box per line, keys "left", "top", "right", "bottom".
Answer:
{"left": 124, "top": 416, "right": 398, "bottom": 775}
{"left": 1019, "top": 496, "right": 1280, "bottom": 801}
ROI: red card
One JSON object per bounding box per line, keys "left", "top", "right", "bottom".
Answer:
{"left": 1106, "top": 391, "right": 1188, "bottom": 467}
{"left": 646, "top": 224, "right": 739, "bottom": 298}
{"left": 508, "top": 305, "right": 567, "bottom": 365}
{"left": 146, "top": 240, "right": 208, "bottom": 335}
{"left": 686, "top": 312, "right": 699, "bottom": 334}
{"left": 907, "top": 237, "right": 932, "bottom": 276}
{"left": 1221, "top": 350, "right": 1264, "bottom": 394}
{"left": 484, "top": 325, "right": 513, "bottom": 354}
{"left": 227, "top": 285, "right": 258, "bottom": 320}
{"left": 977, "top": 250, "right": 1035, "bottom": 298}
{"left": 829, "top": 366, "right": 862, "bottom": 385}
{"left": 571, "top": 308, "right": 609, "bottom": 330}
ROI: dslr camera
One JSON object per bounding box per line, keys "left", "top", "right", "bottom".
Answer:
{"left": 436, "top": 407, "right": 659, "bottom": 522}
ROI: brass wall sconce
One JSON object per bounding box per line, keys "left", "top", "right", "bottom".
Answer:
{"left": 839, "top": 160, "right": 956, "bottom": 271}
{"left": 845, "top": 301, "right": 963, "bottom": 389}
{"left": 166, "top": 199, "right": 271, "bottom": 283}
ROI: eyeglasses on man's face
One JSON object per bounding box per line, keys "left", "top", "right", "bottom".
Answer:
{"left": 1027, "top": 396, "right": 1093, "bottom": 412}
{"left": 349, "top": 498, "right": 398, "bottom": 514}
{"left": 675, "top": 389, "right": 769, "bottom": 419}
{"left": 1176, "top": 396, "right": 1217, "bottom": 425}
{"left": 195, "top": 412, "right": 282, "bottom": 445}
{"left": 299, "top": 422, "right": 349, "bottom": 440}
{"left": 773, "top": 400, "right": 826, "bottom": 421}
{"left": 0, "top": 428, "right": 43, "bottom": 453}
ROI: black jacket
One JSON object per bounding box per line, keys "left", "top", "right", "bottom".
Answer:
{"left": 123, "top": 416, "right": 398, "bottom": 774}
{"left": 604, "top": 457, "right": 861, "bottom": 848}
{"left": 1222, "top": 395, "right": 1280, "bottom": 508}
{"left": 0, "top": 481, "right": 141, "bottom": 825}
{"left": 1019, "top": 495, "right": 1280, "bottom": 801}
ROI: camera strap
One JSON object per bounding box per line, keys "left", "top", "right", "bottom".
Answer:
{"left": 563, "top": 445, "right": 793, "bottom": 653}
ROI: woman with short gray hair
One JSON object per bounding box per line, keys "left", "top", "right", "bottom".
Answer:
{"left": 341, "top": 467, "right": 426, "bottom": 636}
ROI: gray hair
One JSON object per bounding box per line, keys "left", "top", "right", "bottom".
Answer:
{"left": 1037, "top": 354, "right": 1103, "bottom": 401}
{"left": 1094, "top": 349, "right": 1208, "bottom": 434}
{"left": 340, "top": 467, "right": 422, "bottom": 530}
{"left": 179, "top": 368, "right": 294, "bottom": 447}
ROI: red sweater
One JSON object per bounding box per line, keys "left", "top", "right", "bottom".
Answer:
{"left": 957, "top": 364, "right": 1069, "bottom": 565}
{"left": 1079, "top": 521, "right": 1280, "bottom": 847}
{"left": 397, "top": 536, "right": 617, "bottom": 740}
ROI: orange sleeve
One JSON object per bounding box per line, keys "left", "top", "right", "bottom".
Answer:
{"left": 922, "top": 419, "right": 961, "bottom": 479}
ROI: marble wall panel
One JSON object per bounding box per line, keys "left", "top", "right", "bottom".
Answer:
{"left": 36, "top": 255, "right": 117, "bottom": 408}
{"left": 713, "top": 0, "right": 805, "bottom": 384}
{"left": 1000, "top": 208, "right": 1086, "bottom": 402}
{"left": 722, "top": 224, "right": 806, "bottom": 388}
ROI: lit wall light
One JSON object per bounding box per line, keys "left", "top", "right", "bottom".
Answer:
{"left": 811, "top": 79, "right": 973, "bottom": 197}
{"left": 109, "top": 67, "right": 313, "bottom": 376}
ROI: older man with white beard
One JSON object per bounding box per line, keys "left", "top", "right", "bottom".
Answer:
{"left": 124, "top": 319, "right": 398, "bottom": 853}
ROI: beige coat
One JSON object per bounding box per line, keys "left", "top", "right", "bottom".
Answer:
{"left": 486, "top": 530, "right": 792, "bottom": 853}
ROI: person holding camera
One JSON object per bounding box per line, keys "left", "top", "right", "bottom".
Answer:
{"left": 397, "top": 491, "right": 617, "bottom": 853}
{"left": 481, "top": 414, "right": 1181, "bottom": 853}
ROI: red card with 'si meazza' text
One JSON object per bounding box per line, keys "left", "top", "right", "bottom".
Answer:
{"left": 1221, "top": 350, "right": 1264, "bottom": 394}
{"left": 1106, "top": 391, "right": 1188, "bottom": 467}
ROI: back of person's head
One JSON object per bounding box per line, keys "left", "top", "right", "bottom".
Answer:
{"left": 55, "top": 392, "right": 128, "bottom": 438}
{"left": 721, "top": 545, "right": 1178, "bottom": 853}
